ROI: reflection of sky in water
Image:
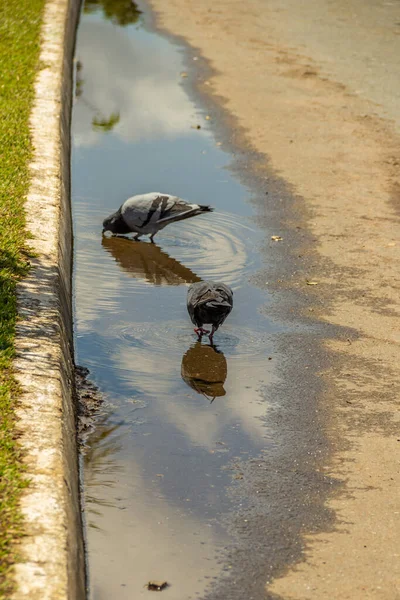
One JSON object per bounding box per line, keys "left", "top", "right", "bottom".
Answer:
{"left": 74, "top": 18, "right": 199, "bottom": 146}
{"left": 73, "top": 4, "right": 278, "bottom": 599}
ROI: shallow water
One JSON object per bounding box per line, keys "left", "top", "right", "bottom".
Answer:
{"left": 72, "top": 2, "right": 280, "bottom": 598}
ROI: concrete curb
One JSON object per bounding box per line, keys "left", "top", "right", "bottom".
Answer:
{"left": 12, "top": 0, "right": 85, "bottom": 598}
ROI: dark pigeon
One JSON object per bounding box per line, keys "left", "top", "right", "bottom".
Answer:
{"left": 187, "top": 280, "right": 233, "bottom": 340}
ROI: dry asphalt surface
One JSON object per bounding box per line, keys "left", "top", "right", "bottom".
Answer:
{"left": 148, "top": 0, "right": 400, "bottom": 598}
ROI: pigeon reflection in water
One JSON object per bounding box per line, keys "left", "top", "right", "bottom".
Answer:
{"left": 102, "top": 236, "right": 201, "bottom": 286}
{"left": 181, "top": 341, "right": 227, "bottom": 403}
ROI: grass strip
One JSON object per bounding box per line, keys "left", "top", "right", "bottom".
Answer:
{"left": 0, "top": 0, "right": 45, "bottom": 596}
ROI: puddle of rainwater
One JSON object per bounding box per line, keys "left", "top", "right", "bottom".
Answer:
{"left": 72, "top": 2, "right": 280, "bottom": 598}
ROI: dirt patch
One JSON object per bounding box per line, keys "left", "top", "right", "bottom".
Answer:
{"left": 147, "top": 0, "right": 400, "bottom": 597}
{"left": 75, "top": 366, "right": 104, "bottom": 448}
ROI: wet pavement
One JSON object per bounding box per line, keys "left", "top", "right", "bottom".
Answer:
{"left": 72, "top": 2, "right": 326, "bottom": 599}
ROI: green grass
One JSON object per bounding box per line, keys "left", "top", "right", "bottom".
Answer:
{"left": 0, "top": 0, "right": 45, "bottom": 596}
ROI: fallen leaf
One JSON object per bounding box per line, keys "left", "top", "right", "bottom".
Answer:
{"left": 147, "top": 581, "right": 169, "bottom": 591}
{"left": 205, "top": 115, "right": 211, "bottom": 120}
{"left": 271, "top": 235, "right": 283, "bottom": 241}
{"left": 306, "top": 280, "right": 318, "bottom": 285}
{"left": 180, "top": 72, "right": 188, "bottom": 78}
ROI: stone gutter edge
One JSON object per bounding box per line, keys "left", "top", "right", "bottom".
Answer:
{"left": 12, "top": 0, "right": 85, "bottom": 598}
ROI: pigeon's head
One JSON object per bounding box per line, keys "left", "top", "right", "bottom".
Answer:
{"left": 102, "top": 214, "right": 120, "bottom": 234}
{"left": 102, "top": 208, "right": 132, "bottom": 235}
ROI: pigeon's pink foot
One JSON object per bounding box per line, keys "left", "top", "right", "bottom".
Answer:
{"left": 194, "top": 327, "right": 210, "bottom": 336}
{"left": 208, "top": 326, "right": 217, "bottom": 341}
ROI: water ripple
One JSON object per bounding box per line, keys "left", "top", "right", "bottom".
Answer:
{"left": 161, "top": 211, "right": 257, "bottom": 290}
{"left": 115, "top": 321, "right": 270, "bottom": 360}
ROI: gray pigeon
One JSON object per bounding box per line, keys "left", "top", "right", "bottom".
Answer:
{"left": 102, "top": 192, "right": 214, "bottom": 242}
{"left": 187, "top": 281, "right": 233, "bottom": 340}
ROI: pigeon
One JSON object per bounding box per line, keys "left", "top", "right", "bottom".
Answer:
{"left": 187, "top": 281, "right": 233, "bottom": 340}
{"left": 102, "top": 192, "right": 214, "bottom": 242}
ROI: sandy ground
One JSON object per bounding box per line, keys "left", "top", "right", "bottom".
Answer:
{"left": 148, "top": 0, "right": 400, "bottom": 598}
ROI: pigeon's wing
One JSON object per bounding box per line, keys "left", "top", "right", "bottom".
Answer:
{"left": 187, "top": 282, "right": 209, "bottom": 325}
{"left": 187, "top": 282, "right": 209, "bottom": 307}
{"left": 212, "top": 282, "right": 233, "bottom": 307}
{"left": 155, "top": 198, "right": 211, "bottom": 225}
{"left": 121, "top": 193, "right": 181, "bottom": 230}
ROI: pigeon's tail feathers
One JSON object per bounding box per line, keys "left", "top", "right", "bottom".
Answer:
{"left": 198, "top": 205, "right": 214, "bottom": 212}
{"left": 156, "top": 205, "right": 214, "bottom": 225}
